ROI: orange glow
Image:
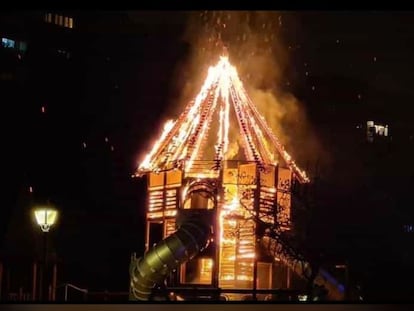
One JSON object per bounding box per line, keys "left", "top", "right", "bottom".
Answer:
{"left": 141, "top": 54, "right": 312, "bottom": 295}
{"left": 136, "top": 56, "right": 309, "bottom": 183}
{"left": 147, "top": 211, "right": 163, "bottom": 219}
{"left": 218, "top": 181, "right": 256, "bottom": 288}
{"left": 139, "top": 120, "right": 175, "bottom": 172}
{"left": 200, "top": 258, "right": 213, "bottom": 284}
{"left": 164, "top": 209, "right": 177, "bottom": 217}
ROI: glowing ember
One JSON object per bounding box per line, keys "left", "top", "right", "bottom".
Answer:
{"left": 136, "top": 56, "right": 309, "bottom": 183}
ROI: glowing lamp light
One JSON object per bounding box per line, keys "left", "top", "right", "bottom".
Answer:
{"left": 298, "top": 295, "right": 308, "bottom": 301}
{"left": 34, "top": 207, "right": 58, "bottom": 232}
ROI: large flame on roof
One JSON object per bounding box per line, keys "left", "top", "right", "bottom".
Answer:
{"left": 137, "top": 56, "right": 309, "bottom": 183}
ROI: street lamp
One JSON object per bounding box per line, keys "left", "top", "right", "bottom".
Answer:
{"left": 34, "top": 208, "right": 58, "bottom": 233}
{"left": 33, "top": 206, "right": 58, "bottom": 301}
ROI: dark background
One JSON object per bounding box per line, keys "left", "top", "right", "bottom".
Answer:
{"left": 1, "top": 11, "right": 414, "bottom": 300}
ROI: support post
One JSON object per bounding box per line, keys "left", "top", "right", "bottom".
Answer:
{"left": 0, "top": 261, "right": 3, "bottom": 301}
{"left": 345, "top": 262, "right": 349, "bottom": 300}
{"left": 6, "top": 269, "right": 10, "bottom": 300}
{"left": 52, "top": 263, "right": 57, "bottom": 301}
{"left": 214, "top": 165, "right": 224, "bottom": 292}
{"left": 42, "top": 231, "right": 48, "bottom": 301}
{"left": 287, "top": 266, "right": 291, "bottom": 289}
{"left": 32, "top": 262, "right": 37, "bottom": 301}
{"left": 252, "top": 163, "right": 261, "bottom": 301}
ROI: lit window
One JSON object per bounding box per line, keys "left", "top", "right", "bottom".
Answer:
{"left": 403, "top": 224, "right": 413, "bottom": 233}
{"left": 68, "top": 18, "right": 73, "bottom": 29}
{"left": 1, "top": 38, "right": 15, "bottom": 48}
{"left": 64, "top": 17, "right": 69, "bottom": 27}
{"left": 59, "top": 15, "right": 63, "bottom": 26}
{"left": 54, "top": 14, "right": 59, "bottom": 24}
{"left": 47, "top": 13, "right": 52, "bottom": 23}
{"left": 44, "top": 13, "right": 48, "bottom": 22}
{"left": 366, "top": 121, "right": 389, "bottom": 142}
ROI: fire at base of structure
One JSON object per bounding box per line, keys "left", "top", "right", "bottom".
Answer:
{"left": 145, "top": 160, "right": 291, "bottom": 290}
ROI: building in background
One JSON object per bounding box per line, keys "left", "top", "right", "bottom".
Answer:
{"left": 366, "top": 121, "right": 389, "bottom": 143}
{"left": 0, "top": 11, "right": 189, "bottom": 300}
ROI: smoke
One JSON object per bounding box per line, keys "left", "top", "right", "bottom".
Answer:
{"left": 171, "top": 11, "right": 329, "bottom": 172}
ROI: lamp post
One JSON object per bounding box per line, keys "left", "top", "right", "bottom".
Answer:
{"left": 33, "top": 206, "right": 58, "bottom": 301}
{"left": 335, "top": 262, "right": 349, "bottom": 300}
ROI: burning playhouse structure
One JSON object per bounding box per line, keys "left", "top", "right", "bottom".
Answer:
{"left": 129, "top": 56, "right": 345, "bottom": 301}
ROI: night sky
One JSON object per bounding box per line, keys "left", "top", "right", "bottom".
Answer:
{"left": 1, "top": 11, "right": 414, "bottom": 300}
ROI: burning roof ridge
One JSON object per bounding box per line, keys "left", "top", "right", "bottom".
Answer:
{"left": 136, "top": 56, "right": 309, "bottom": 183}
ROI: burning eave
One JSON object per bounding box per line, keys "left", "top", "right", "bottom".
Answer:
{"left": 135, "top": 56, "right": 310, "bottom": 184}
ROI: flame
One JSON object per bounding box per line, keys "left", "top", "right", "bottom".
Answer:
{"left": 218, "top": 184, "right": 257, "bottom": 285}
{"left": 139, "top": 119, "right": 175, "bottom": 171}
{"left": 141, "top": 55, "right": 307, "bottom": 287}
{"left": 138, "top": 56, "right": 309, "bottom": 286}
{"left": 136, "top": 56, "right": 309, "bottom": 183}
